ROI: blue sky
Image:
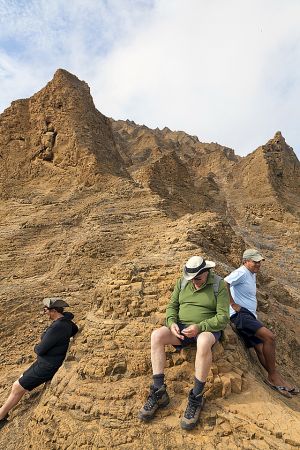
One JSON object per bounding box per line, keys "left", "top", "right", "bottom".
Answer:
{"left": 0, "top": 0, "right": 299, "bottom": 158}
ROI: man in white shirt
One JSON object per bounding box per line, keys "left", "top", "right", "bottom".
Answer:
{"left": 224, "top": 249, "right": 298, "bottom": 398}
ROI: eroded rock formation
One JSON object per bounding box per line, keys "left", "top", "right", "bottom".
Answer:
{"left": 0, "top": 69, "right": 299, "bottom": 450}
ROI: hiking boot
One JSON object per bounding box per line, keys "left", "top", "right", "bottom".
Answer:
{"left": 138, "top": 384, "right": 170, "bottom": 421}
{"left": 0, "top": 415, "right": 8, "bottom": 431}
{"left": 180, "top": 390, "right": 205, "bottom": 430}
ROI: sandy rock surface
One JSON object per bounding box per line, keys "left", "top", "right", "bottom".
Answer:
{"left": 0, "top": 69, "right": 299, "bottom": 449}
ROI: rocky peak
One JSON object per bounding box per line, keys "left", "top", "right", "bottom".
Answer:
{"left": 35, "top": 68, "right": 93, "bottom": 113}
{"left": 52, "top": 68, "right": 90, "bottom": 91}
{"left": 0, "top": 70, "right": 128, "bottom": 197}
{"left": 268, "top": 130, "right": 286, "bottom": 145}
{"left": 260, "top": 132, "right": 299, "bottom": 197}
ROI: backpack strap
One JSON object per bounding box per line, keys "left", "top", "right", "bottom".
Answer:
{"left": 180, "top": 274, "right": 222, "bottom": 301}
{"left": 212, "top": 274, "right": 222, "bottom": 300}
{"left": 180, "top": 276, "right": 188, "bottom": 291}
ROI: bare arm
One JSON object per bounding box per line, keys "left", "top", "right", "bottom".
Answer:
{"left": 225, "top": 281, "right": 241, "bottom": 312}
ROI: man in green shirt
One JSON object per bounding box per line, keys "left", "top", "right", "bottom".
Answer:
{"left": 138, "top": 256, "right": 230, "bottom": 430}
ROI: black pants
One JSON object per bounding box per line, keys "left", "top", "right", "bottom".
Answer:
{"left": 19, "top": 360, "right": 60, "bottom": 391}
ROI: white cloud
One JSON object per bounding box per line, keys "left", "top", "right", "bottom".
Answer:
{"left": 0, "top": 0, "right": 299, "bottom": 158}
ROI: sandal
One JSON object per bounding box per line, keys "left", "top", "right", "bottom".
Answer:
{"left": 288, "top": 387, "right": 300, "bottom": 395}
{"left": 264, "top": 380, "right": 293, "bottom": 398}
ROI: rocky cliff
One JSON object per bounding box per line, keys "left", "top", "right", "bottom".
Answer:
{"left": 0, "top": 70, "right": 299, "bottom": 450}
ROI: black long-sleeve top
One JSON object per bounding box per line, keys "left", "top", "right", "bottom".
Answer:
{"left": 34, "top": 312, "right": 78, "bottom": 367}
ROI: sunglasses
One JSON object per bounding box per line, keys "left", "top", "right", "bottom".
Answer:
{"left": 193, "top": 272, "right": 208, "bottom": 280}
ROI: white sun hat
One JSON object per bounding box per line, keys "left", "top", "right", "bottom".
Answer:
{"left": 183, "top": 256, "right": 216, "bottom": 281}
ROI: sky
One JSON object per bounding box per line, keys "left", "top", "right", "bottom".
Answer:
{"left": 0, "top": 0, "right": 299, "bottom": 158}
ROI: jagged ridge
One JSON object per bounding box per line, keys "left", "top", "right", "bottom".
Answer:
{"left": 0, "top": 70, "right": 299, "bottom": 450}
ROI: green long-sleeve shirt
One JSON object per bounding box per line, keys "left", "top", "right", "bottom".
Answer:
{"left": 166, "top": 272, "right": 230, "bottom": 332}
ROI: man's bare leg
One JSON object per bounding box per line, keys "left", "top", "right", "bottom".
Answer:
{"left": 138, "top": 326, "right": 181, "bottom": 421}
{"left": 151, "top": 326, "right": 181, "bottom": 374}
{"left": 254, "top": 342, "right": 267, "bottom": 369}
{"left": 180, "top": 332, "right": 216, "bottom": 430}
{"left": 194, "top": 332, "right": 216, "bottom": 383}
{"left": 0, "top": 381, "right": 27, "bottom": 420}
{"left": 255, "top": 327, "right": 293, "bottom": 388}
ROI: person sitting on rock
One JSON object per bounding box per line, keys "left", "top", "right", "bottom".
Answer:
{"left": 0, "top": 298, "right": 78, "bottom": 430}
{"left": 138, "top": 256, "right": 230, "bottom": 430}
{"left": 224, "top": 249, "right": 299, "bottom": 397}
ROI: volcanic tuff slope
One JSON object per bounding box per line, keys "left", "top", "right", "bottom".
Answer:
{"left": 0, "top": 69, "right": 299, "bottom": 450}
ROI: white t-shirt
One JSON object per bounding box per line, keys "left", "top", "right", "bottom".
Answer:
{"left": 224, "top": 265, "right": 257, "bottom": 317}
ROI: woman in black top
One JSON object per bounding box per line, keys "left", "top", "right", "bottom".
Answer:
{"left": 0, "top": 298, "right": 78, "bottom": 429}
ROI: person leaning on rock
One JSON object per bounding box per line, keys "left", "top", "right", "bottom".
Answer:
{"left": 138, "top": 256, "right": 230, "bottom": 430}
{"left": 224, "top": 249, "right": 299, "bottom": 398}
{"left": 0, "top": 298, "right": 78, "bottom": 430}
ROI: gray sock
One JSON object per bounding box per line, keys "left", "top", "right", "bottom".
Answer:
{"left": 193, "top": 377, "right": 205, "bottom": 397}
{"left": 153, "top": 373, "right": 165, "bottom": 390}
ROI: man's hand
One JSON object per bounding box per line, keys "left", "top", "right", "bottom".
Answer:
{"left": 170, "top": 323, "right": 184, "bottom": 340}
{"left": 232, "top": 303, "right": 241, "bottom": 312}
{"left": 181, "top": 324, "right": 199, "bottom": 338}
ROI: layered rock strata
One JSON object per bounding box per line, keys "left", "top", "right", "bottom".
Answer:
{"left": 0, "top": 70, "right": 299, "bottom": 450}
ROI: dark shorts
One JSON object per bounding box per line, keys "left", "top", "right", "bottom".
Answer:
{"left": 230, "top": 307, "right": 263, "bottom": 348}
{"left": 173, "top": 322, "right": 222, "bottom": 351}
{"left": 19, "top": 360, "right": 59, "bottom": 391}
